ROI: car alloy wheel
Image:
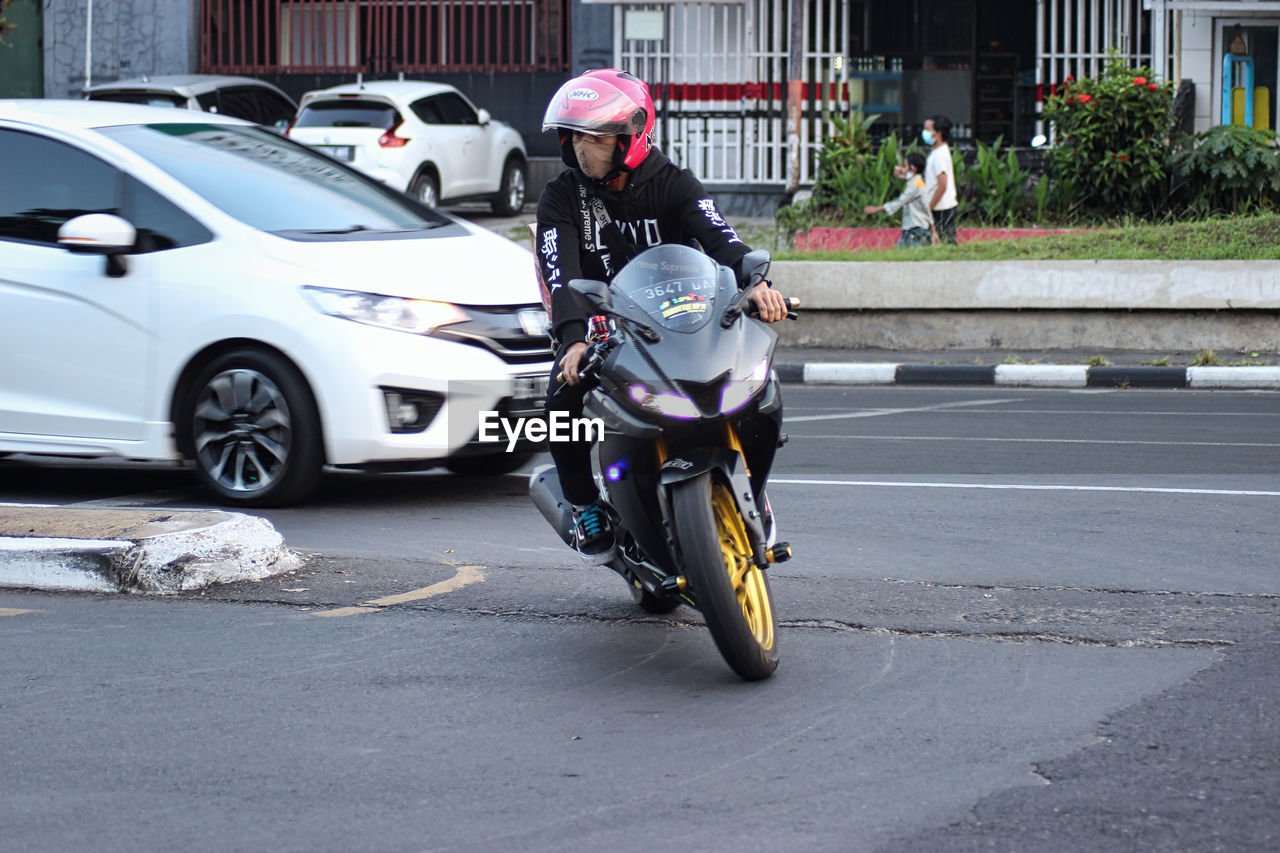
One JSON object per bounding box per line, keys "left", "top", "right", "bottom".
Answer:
{"left": 186, "top": 349, "right": 323, "bottom": 507}
{"left": 411, "top": 171, "right": 439, "bottom": 208}
{"left": 491, "top": 160, "right": 526, "bottom": 216}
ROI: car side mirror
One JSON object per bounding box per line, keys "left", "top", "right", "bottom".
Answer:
{"left": 477, "top": 108, "right": 491, "bottom": 125}
{"left": 58, "top": 213, "right": 137, "bottom": 278}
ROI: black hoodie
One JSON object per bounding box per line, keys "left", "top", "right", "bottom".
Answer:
{"left": 535, "top": 147, "right": 751, "bottom": 347}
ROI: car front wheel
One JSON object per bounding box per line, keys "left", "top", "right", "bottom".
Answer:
{"left": 183, "top": 349, "right": 324, "bottom": 507}
{"left": 490, "top": 159, "right": 526, "bottom": 216}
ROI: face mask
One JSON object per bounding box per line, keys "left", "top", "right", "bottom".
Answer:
{"left": 921, "top": 129, "right": 935, "bottom": 146}
{"left": 574, "top": 135, "right": 617, "bottom": 180}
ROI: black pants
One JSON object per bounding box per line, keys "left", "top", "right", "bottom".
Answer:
{"left": 933, "top": 206, "right": 958, "bottom": 244}
{"left": 545, "top": 347, "right": 598, "bottom": 506}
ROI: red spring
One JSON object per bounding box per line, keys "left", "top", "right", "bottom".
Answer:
{"left": 589, "top": 314, "right": 609, "bottom": 342}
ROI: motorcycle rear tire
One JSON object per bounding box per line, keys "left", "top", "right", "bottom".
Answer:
{"left": 672, "top": 472, "right": 779, "bottom": 681}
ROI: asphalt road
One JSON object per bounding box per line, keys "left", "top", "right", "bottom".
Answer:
{"left": 1, "top": 385, "right": 1278, "bottom": 852}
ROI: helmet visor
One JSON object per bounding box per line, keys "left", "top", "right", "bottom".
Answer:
{"left": 541, "top": 78, "right": 648, "bottom": 137}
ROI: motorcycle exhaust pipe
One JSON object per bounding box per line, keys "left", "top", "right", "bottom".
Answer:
{"left": 529, "top": 463, "right": 575, "bottom": 547}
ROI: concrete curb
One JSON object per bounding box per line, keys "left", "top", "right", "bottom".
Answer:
{"left": 777, "top": 363, "right": 1280, "bottom": 389}
{"left": 0, "top": 505, "right": 300, "bottom": 594}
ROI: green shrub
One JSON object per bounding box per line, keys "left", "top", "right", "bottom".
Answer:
{"left": 807, "top": 111, "right": 925, "bottom": 226}
{"left": 1041, "top": 53, "right": 1174, "bottom": 216}
{"left": 956, "top": 137, "right": 1037, "bottom": 226}
{"left": 1169, "top": 124, "right": 1280, "bottom": 215}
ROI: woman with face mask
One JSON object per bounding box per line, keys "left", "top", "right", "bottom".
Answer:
{"left": 922, "top": 115, "right": 959, "bottom": 244}
{"left": 534, "top": 69, "right": 788, "bottom": 562}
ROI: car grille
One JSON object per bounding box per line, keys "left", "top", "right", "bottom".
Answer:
{"left": 435, "top": 305, "right": 552, "bottom": 364}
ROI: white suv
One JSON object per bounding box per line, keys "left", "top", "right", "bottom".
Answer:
{"left": 289, "top": 80, "right": 528, "bottom": 215}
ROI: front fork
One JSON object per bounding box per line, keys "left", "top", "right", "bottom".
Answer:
{"left": 656, "top": 423, "right": 780, "bottom": 570}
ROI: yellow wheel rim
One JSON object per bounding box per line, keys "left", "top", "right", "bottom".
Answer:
{"left": 711, "top": 482, "right": 775, "bottom": 651}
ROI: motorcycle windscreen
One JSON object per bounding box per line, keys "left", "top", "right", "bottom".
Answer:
{"left": 610, "top": 244, "right": 730, "bottom": 334}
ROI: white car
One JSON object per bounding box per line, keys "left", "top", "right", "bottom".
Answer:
{"left": 0, "top": 100, "right": 552, "bottom": 507}
{"left": 85, "top": 74, "right": 298, "bottom": 131}
{"left": 288, "top": 80, "right": 528, "bottom": 215}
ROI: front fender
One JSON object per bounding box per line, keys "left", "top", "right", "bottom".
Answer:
{"left": 659, "top": 447, "right": 768, "bottom": 566}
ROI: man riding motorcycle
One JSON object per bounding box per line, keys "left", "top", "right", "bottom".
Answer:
{"left": 535, "top": 68, "right": 788, "bottom": 562}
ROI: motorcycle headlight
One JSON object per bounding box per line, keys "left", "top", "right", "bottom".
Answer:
{"left": 302, "top": 286, "right": 467, "bottom": 334}
{"left": 720, "top": 358, "right": 770, "bottom": 414}
{"left": 628, "top": 383, "right": 700, "bottom": 419}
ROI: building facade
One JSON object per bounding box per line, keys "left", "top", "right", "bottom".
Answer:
{"left": 3, "top": 1, "right": 1268, "bottom": 209}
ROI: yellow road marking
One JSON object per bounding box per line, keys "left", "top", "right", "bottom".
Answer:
{"left": 0, "top": 608, "right": 35, "bottom": 616}
{"left": 313, "top": 565, "right": 485, "bottom": 618}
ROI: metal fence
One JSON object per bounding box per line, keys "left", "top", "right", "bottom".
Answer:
{"left": 200, "top": 0, "right": 570, "bottom": 74}
{"left": 619, "top": 0, "right": 846, "bottom": 185}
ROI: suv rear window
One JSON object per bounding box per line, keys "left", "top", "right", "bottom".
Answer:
{"left": 294, "top": 100, "right": 399, "bottom": 129}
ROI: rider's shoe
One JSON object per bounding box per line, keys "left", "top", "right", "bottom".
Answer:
{"left": 572, "top": 502, "right": 617, "bottom": 565}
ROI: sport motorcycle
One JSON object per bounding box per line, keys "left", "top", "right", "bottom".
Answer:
{"left": 529, "top": 243, "right": 796, "bottom": 680}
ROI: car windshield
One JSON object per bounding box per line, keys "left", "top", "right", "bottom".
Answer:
{"left": 293, "top": 100, "right": 399, "bottom": 129}
{"left": 101, "top": 123, "right": 450, "bottom": 235}
{"left": 610, "top": 244, "right": 728, "bottom": 334}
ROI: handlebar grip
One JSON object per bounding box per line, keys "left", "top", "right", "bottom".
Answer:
{"left": 556, "top": 344, "right": 604, "bottom": 385}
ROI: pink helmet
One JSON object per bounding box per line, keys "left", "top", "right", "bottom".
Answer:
{"left": 542, "top": 69, "right": 656, "bottom": 172}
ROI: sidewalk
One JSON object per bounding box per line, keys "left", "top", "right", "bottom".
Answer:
{"left": 0, "top": 504, "right": 299, "bottom": 594}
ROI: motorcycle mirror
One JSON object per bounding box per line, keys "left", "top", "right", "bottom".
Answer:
{"left": 568, "top": 278, "right": 661, "bottom": 341}
{"left": 740, "top": 249, "right": 771, "bottom": 289}
{"left": 567, "top": 278, "right": 613, "bottom": 314}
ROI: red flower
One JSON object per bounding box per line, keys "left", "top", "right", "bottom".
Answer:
{"left": 1118, "top": 155, "right": 1128, "bottom": 161}
{"left": 1078, "top": 93, "right": 1093, "bottom": 104}
{"left": 1148, "top": 83, "right": 1159, "bottom": 92}
{"left": 1065, "top": 75, "right": 1075, "bottom": 82}
{"left": 1134, "top": 76, "right": 1147, "bottom": 86}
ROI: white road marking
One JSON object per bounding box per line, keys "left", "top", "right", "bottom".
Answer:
{"left": 793, "top": 407, "right": 1280, "bottom": 419}
{"left": 788, "top": 398, "right": 1019, "bottom": 423}
{"left": 770, "top": 479, "right": 1280, "bottom": 497}
{"left": 790, "top": 434, "right": 1280, "bottom": 449}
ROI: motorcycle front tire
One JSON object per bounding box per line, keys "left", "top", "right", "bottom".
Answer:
{"left": 672, "top": 471, "right": 779, "bottom": 681}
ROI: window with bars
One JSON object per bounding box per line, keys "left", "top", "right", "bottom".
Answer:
{"left": 201, "top": 0, "right": 570, "bottom": 74}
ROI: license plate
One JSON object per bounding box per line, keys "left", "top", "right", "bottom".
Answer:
{"left": 314, "top": 144, "right": 355, "bottom": 162}
{"left": 514, "top": 374, "right": 549, "bottom": 402}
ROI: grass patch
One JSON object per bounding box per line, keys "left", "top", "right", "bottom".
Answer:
{"left": 1192, "top": 349, "right": 1224, "bottom": 366}
{"left": 1086, "top": 354, "right": 1113, "bottom": 367}
{"left": 775, "top": 214, "right": 1280, "bottom": 261}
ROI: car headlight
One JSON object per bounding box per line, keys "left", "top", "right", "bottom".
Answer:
{"left": 302, "top": 286, "right": 467, "bottom": 334}
{"left": 628, "top": 383, "right": 700, "bottom": 419}
{"left": 720, "top": 358, "right": 770, "bottom": 414}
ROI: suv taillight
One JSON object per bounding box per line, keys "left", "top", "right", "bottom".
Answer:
{"left": 378, "top": 121, "right": 410, "bottom": 148}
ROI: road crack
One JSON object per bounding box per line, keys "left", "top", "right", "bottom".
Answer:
{"left": 779, "top": 618, "right": 1236, "bottom": 648}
